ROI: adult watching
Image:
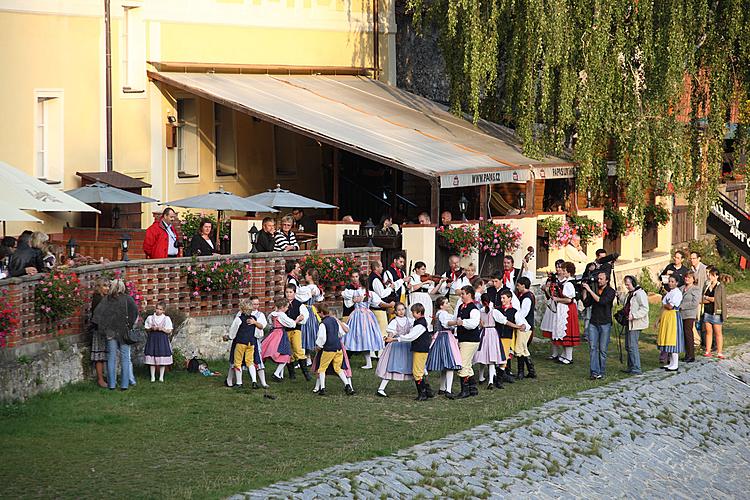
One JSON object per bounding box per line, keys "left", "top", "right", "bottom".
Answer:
{"left": 620, "top": 275, "right": 648, "bottom": 375}
{"left": 143, "top": 207, "right": 182, "bottom": 259}
{"left": 188, "top": 218, "right": 219, "bottom": 256}
{"left": 679, "top": 271, "right": 701, "bottom": 363}
{"left": 255, "top": 217, "right": 276, "bottom": 252}
{"left": 292, "top": 208, "right": 316, "bottom": 233}
{"left": 274, "top": 215, "right": 300, "bottom": 252}
{"left": 8, "top": 231, "right": 46, "bottom": 277}
{"left": 582, "top": 270, "right": 616, "bottom": 380}
{"left": 660, "top": 250, "right": 688, "bottom": 288}
{"left": 702, "top": 267, "right": 726, "bottom": 359}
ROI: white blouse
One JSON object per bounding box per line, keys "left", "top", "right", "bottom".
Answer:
{"left": 663, "top": 288, "right": 683, "bottom": 308}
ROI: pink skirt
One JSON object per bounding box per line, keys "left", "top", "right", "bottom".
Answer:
{"left": 260, "top": 328, "right": 292, "bottom": 364}
{"left": 473, "top": 327, "right": 506, "bottom": 364}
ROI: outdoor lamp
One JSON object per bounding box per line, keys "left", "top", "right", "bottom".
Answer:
{"left": 66, "top": 238, "right": 77, "bottom": 260}
{"left": 364, "top": 218, "right": 376, "bottom": 247}
{"left": 586, "top": 187, "right": 593, "bottom": 208}
{"left": 518, "top": 191, "right": 526, "bottom": 212}
{"left": 458, "top": 194, "right": 469, "bottom": 221}
{"left": 119, "top": 233, "right": 131, "bottom": 262}
{"left": 112, "top": 205, "right": 121, "bottom": 228}
{"left": 248, "top": 224, "right": 259, "bottom": 253}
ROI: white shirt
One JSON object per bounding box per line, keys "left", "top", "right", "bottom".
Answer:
{"left": 561, "top": 280, "right": 576, "bottom": 299}
{"left": 409, "top": 274, "right": 433, "bottom": 294}
{"left": 386, "top": 316, "right": 412, "bottom": 337}
{"left": 294, "top": 303, "right": 310, "bottom": 324}
{"left": 315, "top": 320, "right": 346, "bottom": 348}
{"left": 384, "top": 267, "right": 407, "bottom": 296}
{"left": 228, "top": 310, "right": 268, "bottom": 340}
{"left": 453, "top": 303, "right": 481, "bottom": 329}
{"left": 517, "top": 295, "right": 533, "bottom": 324}
{"left": 342, "top": 286, "right": 365, "bottom": 308}
{"left": 492, "top": 307, "right": 530, "bottom": 332}
{"left": 269, "top": 310, "right": 298, "bottom": 328}
{"left": 439, "top": 269, "right": 470, "bottom": 296}
{"left": 663, "top": 288, "right": 683, "bottom": 308}
{"left": 397, "top": 321, "right": 428, "bottom": 343}
{"left": 371, "top": 274, "right": 402, "bottom": 302}
{"left": 296, "top": 283, "right": 323, "bottom": 304}
{"left": 501, "top": 268, "right": 533, "bottom": 291}
{"left": 163, "top": 221, "right": 178, "bottom": 256}
{"left": 145, "top": 314, "right": 173, "bottom": 333}
{"left": 436, "top": 310, "right": 454, "bottom": 330}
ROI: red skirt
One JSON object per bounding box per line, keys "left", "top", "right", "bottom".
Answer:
{"left": 552, "top": 303, "right": 581, "bottom": 347}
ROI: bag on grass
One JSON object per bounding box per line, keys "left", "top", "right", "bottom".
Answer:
{"left": 187, "top": 357, "right": 207, "bottom": 373}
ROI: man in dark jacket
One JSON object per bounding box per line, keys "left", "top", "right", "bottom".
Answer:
{"left": 8, "top": 232, "right": 45, "bottom": 277}
{"left": 255, "top": 217, "right": 276, "bottom": 252}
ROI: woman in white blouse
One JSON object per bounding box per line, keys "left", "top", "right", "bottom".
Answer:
{"left": 657, "top": 275, "right": 685, "bottom": 371}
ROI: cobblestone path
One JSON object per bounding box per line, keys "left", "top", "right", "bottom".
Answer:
{"left": 234, "top": 345, "right": 750, "bottom": 499}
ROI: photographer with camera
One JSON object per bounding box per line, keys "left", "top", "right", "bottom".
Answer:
{"left": 580, "top": 249, "right": 618, "bottom": 340}
{"left": 581, "top": 270, "right": 616, "bottom": 380}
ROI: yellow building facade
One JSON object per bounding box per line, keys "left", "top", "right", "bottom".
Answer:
{"left": 0, "top": 0, "right": 396, "bottom": 234}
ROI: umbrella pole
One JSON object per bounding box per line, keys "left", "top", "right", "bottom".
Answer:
{"left": 95, "top": 213, "right": 100, "bottom": 241}
{"left": 216, "top": 210, "right": 223, "bottom": 251}
{"left": 2, "top": 221, "right": 5, "bottom": 237}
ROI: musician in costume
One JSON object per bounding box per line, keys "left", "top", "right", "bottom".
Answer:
{"left": 384, "top": 252, "right": 407, "bottom": 319}
{"left": 368, "top": 260, "right": 401, "bottom": 339}
{"left": 407, "top": 261, "right": 445, "bottom": 330}
{"left": 438, "top": 255, "right": 470, "bottom": 312}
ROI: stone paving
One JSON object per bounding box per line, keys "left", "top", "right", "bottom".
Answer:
{"left": 233, "top": 344, "right": 750, "bottom": 499}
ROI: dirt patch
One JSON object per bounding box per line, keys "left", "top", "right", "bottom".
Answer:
{"left": 727, "top": 293, "right": 750, "bottom": 319}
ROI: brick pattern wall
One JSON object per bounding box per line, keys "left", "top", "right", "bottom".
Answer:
{"left": 1, "top": 248, "right": 380, "bottom": 349}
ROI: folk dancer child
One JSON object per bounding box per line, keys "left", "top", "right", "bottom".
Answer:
{"left": 439, "top": 255, "right": 470, "bottom": 312}
{"left": 384, "top": 251, "right": 408, "bottom": 319}
{"left": 284, "top": 284, "right": 312, "bottom": 381}
{"left": 449, "top": 286, "right": 482, "bottom": 399}
{"left": 224, "top": 297, "right": 267, "bottom": 388}
{"left": 143, "top": 301, "right": 174, "bottom": 383}
{"left": 376, "top": 303, "right": 414, "bottom": 397}
{"left": 472, "top": 278, "right": 487, "bottom": 304}
{"left": 261, "top": 298, "right": 298, "bottom": 382}
{"left": 658, "top": 275, "right": 684, "bottom": 371}
{"left": 551, "top": 262, "right": 581, "bottom": 365}
{"left": 225, "top": 296, "right": 269, "bottom": 388}
{"left": 297, "top": 268, "right": 324, "bottom": 367}
{"left": 385, "top": 303, "right": 432, "bottom": 400}
{"left": 315, "top": 304, "right": 355, "bottom": 395}
{"left": 514, "top": 277, "right": 537, "bottom": 379}
{"left": 286, "top": 259, "right": 302, "bottom": 289}
{"left": 407, "top": 262, "right": 445, "bottom": 329}
{"left": 346, "top": 273, "right": 386, "bottom": 369}
{"left": 541, "top": 259, "right": 565, "bottom": 360}
{"left": 341, "top": 270, "right": 362, "bottom": 322}
{"left": 493, "top": 289, "right": 530, "bottom": 385}
{"left": 473, "top": 294, "right": 507, "bottom": 390}
{"left": 425, "top": 296, "right": 463, "bottom": 398}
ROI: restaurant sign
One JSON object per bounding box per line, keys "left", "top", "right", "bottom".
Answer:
{"left": 707, "top": 194, "right": 750, "bottom": 259}
{"left": 440, "top": 169, "right": 529, "bottom": 188}
{"left": 532, "top": 165, "right": 576, "bottom": 179}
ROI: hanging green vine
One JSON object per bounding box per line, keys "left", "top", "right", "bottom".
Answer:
{"left": 407, "top": 0, "right": 750, "bottom": 218}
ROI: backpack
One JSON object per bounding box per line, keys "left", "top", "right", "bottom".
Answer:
{"left": 186, "top": 357, "right": 207, "bottom": 373}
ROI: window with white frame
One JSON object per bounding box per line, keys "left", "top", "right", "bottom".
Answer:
{"left": 34, "top": 91, "right": 64, "bottom": 184}
{"left": 214, "top": 104, "right": 237, "bottom": 176}
{"left": 121, "top": 5, "right": 146, "bottom": 93}
{"left": 176, "top": 98, "right": 199, "bottom": 178}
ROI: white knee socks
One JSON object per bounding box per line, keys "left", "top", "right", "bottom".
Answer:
{"left": 487, "top": 364, "right": 496, "bottom": 384}
{"left": 667, "top": 352, "right": 679, "bottom": 369}
{"left": 445, "top": 371, "right": 454, "bottom": 393}
{"left": 477, "top": 365, "right": 486, "bottom": 382}
{"left": 318, "top": 372, "right": 326, "bottom": 390}
{"left": 563, "top": 347, "right": 573, "bottom": 362}
{"left": 378, "top": 379, "right": 389, "bottom": 392}
{"left": 257, "top": 369, "right": 268, "bottom": 388}
{"left": 551, "top": 344, "right": 560, "bottom": 358}
{"left": 274, "top": 363, "right": 286, "bottom": 378}
{"left": 150, "top": 365, "right": 156, "bottom": 382}
{"left": 338, "top": 371, "right": 349, "bottom": 386}
{"left": 235, "top": 367, "right": 243, "bottom": 385}
{"left": 159, "top": 366, "right": 165, "bottom": 382}
{"left": 248, "top": 365, "right": 257, "bottom": 384}
{"left": 362, "top": 354, "right": 372, "bottom": 369}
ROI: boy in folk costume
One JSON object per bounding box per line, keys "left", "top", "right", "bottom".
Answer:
{"left": 284, "top": 284, "right": 312, "bottom": 381}
{"left": 385, "top": 303, "right": 433, "bottom": 400}
{"left": 224, "top": 297, "right": 268, "bottom": 389}
{"left": 315, "top": 304, "right": 355, "bottom": 396}
{"left": 493, "top": 289, "right": 530, "bottom": 385}
{"left": 449, "top": 285, "right": 482, "bottom": 399}
{"left": 514, "top": 277, "right": 537, "bottom": 379}
{"left": 286, "top": 260, "right": 302, "bottom": 289}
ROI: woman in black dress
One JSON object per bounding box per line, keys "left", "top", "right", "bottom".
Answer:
{"left": 188, "top": 219, "right": 219, "bottom": 256}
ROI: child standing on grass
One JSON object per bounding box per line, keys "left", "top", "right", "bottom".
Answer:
{"left": 144, "top": 301, "right": 174, "bottom": 383}
{"left": 224, "top": 297, "right": 267, "bottom": 389}
{"left": 425, "top": 296, "right": 462, "bottom": 399}
{"left": 385, "top": 303, "right": 432, "bottom": 401}
{"left": 315, "top": 304, "right": 354, "bottom": 396}
{"left": 375, "top": 302, "right": 414, "bottom": 397}
{"left": 261, "top": 298, "right": 299, "bottom": 382}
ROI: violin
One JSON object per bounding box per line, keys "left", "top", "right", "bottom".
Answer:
{"left": 419, "top": 274, "right": 445, "bottom": 283}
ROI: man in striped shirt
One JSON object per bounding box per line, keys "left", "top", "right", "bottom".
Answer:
{"left": 274, "top": 215, "right": 300, "bottom": 252}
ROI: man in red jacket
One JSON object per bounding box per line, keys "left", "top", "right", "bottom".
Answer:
{"left": 143, "top": 208, "right": 182, "bottom": 259}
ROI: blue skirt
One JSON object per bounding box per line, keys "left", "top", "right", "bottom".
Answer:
{"left": 301, "top": 302, "right": 320, "bottom": 351}
{"left": 387, "top": 342, "right": 413, "bottom": 373}
{"left": 426, "top": 331, "right": 462, "bottom": 371}
{"left": 659, "top": 310, "right": 686, "bottom": 354}
{"left": 344, "top": 307, "right": 384, "bottom": 352}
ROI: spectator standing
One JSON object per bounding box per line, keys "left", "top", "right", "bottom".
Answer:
{"left": 702, "top": 267, "right": 727, "bottom": 359}
{"left": 255, "top": 217, "right": 276, "bottom": 252}
{"left": 689, "top": 251, "right": 708, "bottom": 348}
{"left": 292, "top": 208, "right": 316, "bottom": 233}
{"left": 440, "top": 211, "right": 452, "bottom": 229}
{"left": 274, "top": 215, "right": 300, "bottom": 252}
{"left": 660, "top": 250, "right": 688, "bottom": 288}
{"left": 92, "top": 279, "right": 139, "bottom": 390}
{"left": 619, "top": 275, "right": 649, "bottom": 375}
{"left": 582, "top": 271, "right": 616, "bottom": 379}
{"left": 0, "top": 236, "right": 17, "bottom": 261}
{"left": 89, "top": 278, "right": 111, "bottom": 387}
{"left": 188, "top": 219, "right": 219, "bottom": 256}
{"left": 657, "top": 275, "right": 684, "bottom": 371}
{"left": 680, "top": 271, "right": 701, "bottom": 363}
{"left": 8, "top": 231, "right": 45, "bottom": 277}
{"left": 143, "top": 208, "right": 182, "bottom": 259}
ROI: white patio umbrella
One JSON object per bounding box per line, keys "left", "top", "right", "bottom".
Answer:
{"left": 244, "top": 184, "right": 337, "bottom": 209}
{"left": 0, "top": 202, "right": 43, "bottom": 236}
{"left": 0, "top": 161, "right": 99, "bottom": 214}
{"left": 65, "top": 181, "right": 159, "bottom": 240}
{"left": 162, "top": 187, "right": 277, "bottom": 248}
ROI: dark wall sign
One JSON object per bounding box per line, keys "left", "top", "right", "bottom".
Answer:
{"left": 707, "top": 194, "right": 750, "bottom": 259}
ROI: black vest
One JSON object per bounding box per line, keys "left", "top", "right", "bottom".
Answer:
{"left": 497, "top": 307, "right": 517, "bottom": 339}
{"left": 486, "top": 286, "right": 500, "bottom": 308}
{"left": 386, "top": 265, "right": 405, "bottom": 299}
{"left": 235, "top": 313, "right": 257, "bottom": 344}
{"left": 456, "top": 302, "right": 480, "bottom": 343}
{"left": 410, "top": 317, "right": 431, "bottom": 353}
{"left": 321, "top": 316, "right": 341, "bottom": 352}
{"left": 286, "top": 300, "right": 302, "bottom": 331}
{"left": 520, "top": 291, "right": 535, "bottom": 329}
{"left": 342, "top": 284, "right": 357, "bottom": 317}
{"left": 287, "top": 274, "right": 300, "bottom": 288}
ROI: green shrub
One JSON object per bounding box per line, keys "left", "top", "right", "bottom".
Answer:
{"left": 639, "top": 267, "right": 661, "bottom": 294}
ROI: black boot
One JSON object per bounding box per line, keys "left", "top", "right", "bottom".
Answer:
{"left": 287, "top": 362, "right": 296, "bottom": 380}
{"left": 423, "top": 377, "right": 435, "bottom": 398}
{"left": 501, "top": 364, "right": 515, "bottom": 383}
{"left": 415, "top": 380, "right": 428, "bottom": 401}
{"left": 493, "top": 375, "right": 504, "bottom": 389}
{"left": 298, "top": 360, "right": 312, "bottom": 381}
{"left": 456, "top": 377, "right": 471, "bottom": 399}
{"left": 505, "top": 362, "right": 514, "bottom": 378}
{"left": 516, "top": 357, "right": 525, "bottom": 380}
{"left": 526, "top": 357, "right": 537, "bottom": 379}
{"left": 468, "top": 376, "right": 479, "bottom": 396}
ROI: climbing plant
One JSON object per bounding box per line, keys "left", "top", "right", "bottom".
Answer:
{"left": 407, "top": 0, "right": 750, "bottom": 218}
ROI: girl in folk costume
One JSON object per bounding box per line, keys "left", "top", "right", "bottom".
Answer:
{"left": 260, "top": 298, "right": 299, "bottom": 381}
{"left": 385, "top": 303, "right": 432, "bottom": 400}
{"left": 351, "top": 271, "right": 389, "bottom": 369}
{"left": 224, "top": 297, "right": 268, "bottom": 389}
{"left": 425, "top": 296, "right": 463, "bottom": 399}
{"left": 143, "top": 301, "right": 174, "bottom": 383}
{"left": 657, "top": 275, "right": 685, "bottom": 371}
{"left": 473, "top": 293, "right": 507, "bottom": 390}
{"left": 314, "top": 304, "right": 355, "bottom": 396}
{"left": 298, "top": 267, "right": 324, "bottom": 365}
{"left": 283, "top": 284, "right": 312, "bottom": 381}
{"left": 541, "top": 259, "right": 565, "bottom": 358}
{"left": 375, "top": 303, "right": 414, "bottom": 397}
{"left": 550, "top": 261, "right": 581, "bottom": 365}
{"left": 341, "top": 270, "right": 363, "bottom": 322}
{"left": 407, "top": 262, "right": 445, "bottom": 329}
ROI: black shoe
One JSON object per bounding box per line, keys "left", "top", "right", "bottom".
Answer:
{"left": 620, "top": 369, "right": 632, "bottom": 374}
{"left": 493, "top": 377, "right": 504, "bottom": 389}
{"left": 271, "top": 374, "right": 283, "bottom": 383}
{"left": 444, "top": 391, "right": 455, "bottom": 400}
{"left": 505, "top": 364, "right": 514, "bottom": 378}
{"left": 287, "top": 363, "right": 296, "bottom": 380}
{"left": 456, "top": 378, "right": 471, "bottom": 399}
{"left": 298, "top": 361, "right": 312, "bottom": 381}
{"left": 516, "top": 357, "right": 525, "bottom": 380}
{"left": 468, "top": 376, "right": 479, "bottom": 397}
{"left": 526, "top": 358, "right": 537, "bottom": 379}
{"left": 438, "top": 389, "right": 447, "bottom": 395}
{"left": 486, "top": 382, "right": 494, "bottom": 390}
{"left": 415, "top": 380, "right": 428, "bottom": 401}
{"left": 685, "top": 357, "right": 696, "bottom": 363}
{"left": 501, "top": 370, "right": 515, "bottom": 384}
{"left": 233, "top": 383, "right": 244, "bottom": 389}
{"left": 345, "top": 384, "right": 355, "bottom": 395}
{"left": 376, "top": 389, "right": 388, "bottom": 397}
{"left": 665, "top": 367, "right": 678, "bottom": 372}
{"left": 318, "top": 388, "right": 327, "bottom": 395}
{"left": 252, "top": 382, "right": 259, "bottom": 390}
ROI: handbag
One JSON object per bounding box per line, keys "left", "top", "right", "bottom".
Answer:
{"left": 123, "top": 298, "right": 145, "bottom": 345}
{"left": 614, "top": 292, "right": 632, "bottom": 327}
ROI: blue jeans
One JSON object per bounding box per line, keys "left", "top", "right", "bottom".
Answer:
{"left": 107, "top": 338, "right": 132, "bottom": 389}
{"left": 588, "top": 323, "right": 612, "bottom": 376}
{"left": 625, "top": 328, "right": 642, "bottom": 374}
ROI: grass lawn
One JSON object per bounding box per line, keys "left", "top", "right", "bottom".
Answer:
{"left": 2, "top": 312, "right": 750, "bottom": 499}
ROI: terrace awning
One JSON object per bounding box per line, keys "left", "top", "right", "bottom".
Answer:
{"left": 147, "top": 71, "right": 574, "bottom": 188}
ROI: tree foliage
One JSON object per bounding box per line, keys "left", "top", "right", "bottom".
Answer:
{"left": 408, "top": 0, "right": 750, "bottom": 216}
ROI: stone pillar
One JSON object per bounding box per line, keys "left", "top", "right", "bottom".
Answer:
{"left": 317, "top": 220, "right": 362, "bottom": 250}
{"left": 402, "top": 224, "right": 436, "bottom": 273}
{"left": 577, "top": 208, "right": 605, "bottom": 262}
{"left": 492, "top": 215, "right": 538, "bottom": 275}
{"left": 618, "top": 205, "right": 642, "bottom": 263}
{"left": 230, "top": 217, "right": 265, "bottom": 254}
{"left": 655, "top": 195, "right": 674, "bottom": 254}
